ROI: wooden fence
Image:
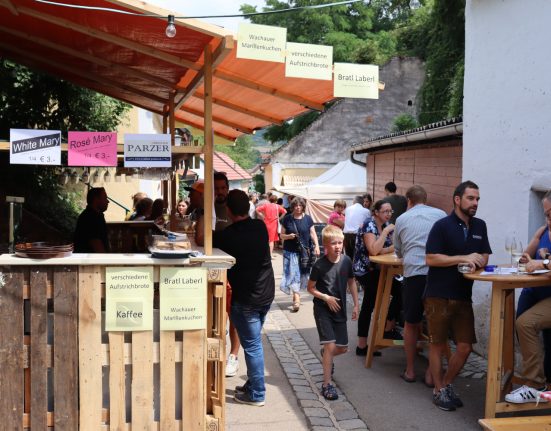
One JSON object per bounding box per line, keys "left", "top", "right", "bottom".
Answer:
{"left": 0, "top": 264, "right": 227, "bottom": 430}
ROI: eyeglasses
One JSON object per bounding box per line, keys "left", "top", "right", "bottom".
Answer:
{"left": 379, "top": 209, "right": 394, "bottom": 214}
{"left": 545, "top": 210, "right": 551, "bottom": 219}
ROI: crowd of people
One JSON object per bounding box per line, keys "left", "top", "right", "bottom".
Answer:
{"left": 72, "top": 178, "right": 551, "bottom": 412}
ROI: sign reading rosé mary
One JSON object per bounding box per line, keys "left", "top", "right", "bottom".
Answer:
{"left": 67, "top": 131, "right": 117, "bottom": 166}
{"left": 237, "top": 23, "right": 287, "bottom": 63}
{"left": 10, "top": 128, "right": 61, "bottom": 165}
{"left": 333, "top": 63, "right": 379, "bottom": 99}
{"left": 124, "top": 133, "right": 171, "bottom": 168}
{"left": 285, "top": 42, "right": 333, "bottom": 80}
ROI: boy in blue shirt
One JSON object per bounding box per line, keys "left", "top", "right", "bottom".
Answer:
{"left": 307, "top": 225, "right": 359, "bottom": 400}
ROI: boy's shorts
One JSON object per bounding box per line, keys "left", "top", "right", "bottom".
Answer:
{"left": 424, "top": 297, "right": 476, "bottom": 345}
{"left": 314, "top": 305, "right": 348, "bottom": 346}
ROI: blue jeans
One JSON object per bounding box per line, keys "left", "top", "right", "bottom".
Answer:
{"left": 230, "top": 302, "right": 271, "bottom": 402}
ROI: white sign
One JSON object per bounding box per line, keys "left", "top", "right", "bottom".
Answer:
{"left": 285, "top": 42, "right": 333, "bottom": 80}
{"left": 333, "top": 63, "right": 379, "bottom": 99}
{"left": 10, "top": 129, "right": 61, "bottom": 165}
{"left": 237, "top": 23, "right": 287, "bottom": 63}
{"left": 124, "top": 134, "right": 171, "bottom": 168}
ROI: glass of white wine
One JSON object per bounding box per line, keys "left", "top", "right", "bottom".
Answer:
{"left": 511, "top": 240, "right": 523, "bottom": 273}
{"left": 505, "top": 236, "right": 516, "bottom": 268}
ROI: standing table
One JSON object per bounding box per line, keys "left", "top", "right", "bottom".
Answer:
{"left": 464, "top": 269, "right": 551, "bottom": 418}
{"left": 366, "top": 254, "right": 405, "bottom": 367}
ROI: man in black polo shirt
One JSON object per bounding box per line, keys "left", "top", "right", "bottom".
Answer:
{"left": 424, "top": 180, "right": 492, "bottom": 411}
{"left": 213, "top": 189, "right": 274, "bottom": 407}
{"left": 74, "top": 187, "right": 109, "bottom": 253}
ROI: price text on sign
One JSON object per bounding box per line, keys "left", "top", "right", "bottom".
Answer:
{"left": 68, "top": 131, "right": 117, "bottom": 167}
{"left": 10, "top": 128, "right": 61, "bottom": 166}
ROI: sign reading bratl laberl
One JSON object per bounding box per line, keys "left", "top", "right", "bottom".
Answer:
{"left": 333, "top": 63, "right": 379, "bottom": 99}
{"left": 105, "top": 267, "right": 154, "bottom": 332}
{"left": 237, "top": 23, "right": 287, "bottom": 63}
{"left": 10, "top": 128, "right": 61, "bottom": 165}
{"left": 160, "top": 267, "right": 207, "bottom": 331}
{"left": 68, "top": 131, "right": 117, "bottom": 166}
{"left": 124, "top": 133, "right": 171, "bottom": 168}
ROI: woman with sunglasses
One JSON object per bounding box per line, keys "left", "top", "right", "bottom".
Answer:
{"left": 353, "top": 200, "right": 402, "bottom": 356}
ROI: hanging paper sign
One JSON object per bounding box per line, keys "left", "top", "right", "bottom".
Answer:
{"left": 105, "top": 267, "right": 154, "bottom": 332}
{"left": 159, "top": 267, "right": 207, "bottom": 331}
{"left": 67, "top": 131, "right": 117, "bottom": 167}
{"left": 237, "top": 23, "right": 287, "bottom": 63}
{"left": 333, "top": 63, "right": 379, "bottom": 99}
{"left": 10, "top": 128, "right": 61, "bottom": 165}
{"left": 285, "top": 42, "right": 333, "bottom": 80}
{"left": 124, "top": 133, "right": 171, "bottom": 167}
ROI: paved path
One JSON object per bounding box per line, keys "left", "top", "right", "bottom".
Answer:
{"left": 226, "top": 250, "right": 548, "bottom": 430}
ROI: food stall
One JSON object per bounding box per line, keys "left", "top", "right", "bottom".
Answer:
{"left": 0, "top": 1, "right": 336, "bottom": 429}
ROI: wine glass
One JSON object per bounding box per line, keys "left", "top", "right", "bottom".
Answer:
{"left": 505, "top": 237, "right": 515, "bottom": 267}
{"left": 511, "top": 240, "right": 523, "bottom": 273}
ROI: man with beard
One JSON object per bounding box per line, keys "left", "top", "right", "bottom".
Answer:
{"left": 74, "top": 187, "right": 109, "bottom": 253}
{"left": 424, "top": 180, "right": 492, "bottom": 411}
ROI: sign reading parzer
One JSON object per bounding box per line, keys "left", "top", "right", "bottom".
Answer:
{"left": 124, "top": 133, "right": 171, "bottom": 168}
{"left": 105, "top": 267, "right": 154, "bottom": 331}
{"left": 160, "top": 267, "right": 207, "bottom": 331}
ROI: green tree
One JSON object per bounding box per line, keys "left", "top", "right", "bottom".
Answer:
{"left": 215, "top": 134, "right": 261, "bottom": 170}
{"left": 391, "top": 113, "right": 419, "bottom": 132}
{"left": 0, "top": 60, "right": 131, "bottom": 237}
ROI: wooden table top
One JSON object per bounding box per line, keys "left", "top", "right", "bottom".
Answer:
{"left": 464, "top": 267, "right": 551, "bottom": 284}
{"left": 369, "top": 253, "right": 403, "bottom": 266}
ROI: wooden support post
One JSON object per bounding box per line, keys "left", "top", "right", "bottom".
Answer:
{"left": 203, "top": 45, "right": 214, "bottom": 255}
{"left": 168, "top": 92, "right": 176, "bottom": 212}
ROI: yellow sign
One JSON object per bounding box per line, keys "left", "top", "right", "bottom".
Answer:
{"left": 159, "top": 267, "right": 207, "bottom": 331}
{"left": 105, "top": 267, "right": 154, "bottom": 332}
{"left": 285, "top": 42, "right": 333, "bottom": 80}
{"left": 333, "top": 63, "right": 379, "bottom": 99}
{"left": 237, "top": 23, "right": 287, "bottom": 63}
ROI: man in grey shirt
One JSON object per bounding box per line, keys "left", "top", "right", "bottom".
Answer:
{"left": 393, "top": 185, "right": 446, "bottom": 384}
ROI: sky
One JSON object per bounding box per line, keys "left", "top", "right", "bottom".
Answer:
{"left": 146, "top": 0, "right": 267, "bottom": 33}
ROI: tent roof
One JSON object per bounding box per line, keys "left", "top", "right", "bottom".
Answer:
{"left": 0, "top": 0, "right": 335, "bottom": 142}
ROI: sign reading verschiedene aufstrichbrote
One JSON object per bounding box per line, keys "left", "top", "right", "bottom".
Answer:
{"left": 124, "top": 133, "right": 171, "bottom": 168}
{"left": 10, "top": 128, "right": 62, "bottom": 165}
{"left": 333, "top": 63, "right": 379, "bottom": 99}
{"left": 285, "top": 42, "right": 333, "bottom": 81}
{"left": 105, "top": 267, "right": 154, "bottom": 332}
{"left": 237, "top": 23, "right": 287, "bottom": 63}
{"left": 160, "top": 267, "right": 207, "bottom": 331}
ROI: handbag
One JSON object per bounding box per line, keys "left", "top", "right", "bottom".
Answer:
{"left": 293, "top": 219, "right": 316, "bottom": 271}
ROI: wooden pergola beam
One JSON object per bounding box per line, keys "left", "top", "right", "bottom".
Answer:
{"left": 0, "top": 48, "right": 164, "bottom": 115}
{"left": 0, "top": 43, "right": 168, "bottom": 106}
{"left": 175, "top": 116, "right": 238, "bottom": 143}
{"left": 175, "top": 35, "right": 233, "bottom": 111}
{"left": 0, "top": 26, "right": 176, "bottom": 90}
{"left": 175, "top": 108, "right": 253, "bottom": 134}
{"left": 0, "top": 0, "right": 18, "bottom": 15}
{"left": 15, "top": 5, "right": 201, "bottom": 71}
{"left": 214, "top": 69, "right": 326, "bottom": 111}
{"left": 192, "top": 92, "right": 285, "bottom": 125}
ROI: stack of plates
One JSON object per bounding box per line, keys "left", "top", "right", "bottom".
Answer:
{"left": 15, "top": 242, "right": 74, "bottom": 259}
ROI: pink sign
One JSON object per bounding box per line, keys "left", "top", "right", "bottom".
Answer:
{"left": 68, "top": 131, "right": 117, "bottom": 166}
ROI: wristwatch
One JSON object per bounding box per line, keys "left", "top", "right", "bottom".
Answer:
{"left": 543, "top": 259, "right": 550, "bottom": 270}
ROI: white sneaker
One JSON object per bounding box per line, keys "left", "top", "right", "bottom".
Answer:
{"left": 226, "top": 354, "right": 239, "bottom": 377}
{"left": 505, "top": 385, "right": 548, "bottom": 404}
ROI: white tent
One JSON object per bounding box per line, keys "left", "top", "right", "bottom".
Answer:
{"left": 273, "top": 159, "right": 366, "bottom": 222}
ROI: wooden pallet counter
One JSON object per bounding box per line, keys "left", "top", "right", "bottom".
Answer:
{"left": 0, "top": 251, "right": 234, "bottom": 431}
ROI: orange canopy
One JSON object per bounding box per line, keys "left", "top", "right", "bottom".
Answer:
{"left": 0, "top": 0, "right": 336, "bottom": 141}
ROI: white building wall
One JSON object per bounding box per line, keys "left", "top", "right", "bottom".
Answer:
{"left": 464, "top": 0, "right": 551, "bottom": 353}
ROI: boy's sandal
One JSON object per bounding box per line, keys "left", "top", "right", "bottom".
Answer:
{"left": 321, "top": 383, "right": 338, "bottom": 400}
{"left": 291, "top": 302, "right": 300, "bottom": 312}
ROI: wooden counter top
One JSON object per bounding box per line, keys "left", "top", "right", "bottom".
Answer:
{"left": 0, "top": 249, "right": 235, "bottom": 267}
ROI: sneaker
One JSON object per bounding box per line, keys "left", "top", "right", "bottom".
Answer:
{"left": 226, "top": 354, "right": 239, "bottom": 377}
{"left": 433, "top": 388, "right": 456, "bottom": 411}
{"left": 234, "top": 391, "right": 265, "bottom": 407}
{"left": 505, "top": 385, "right": 548, "bottom": 404}
{"left": 445, "top": 384, "right": 464, "bottom": 408}
{"left": 321, "top": 383, "right": 339, "bottom": 401}
{"left": 383, "top": 329, "right": 403, "bottom": 340}
{"left": 355, "top": 346, "right": 382, "bottom": 357}
{"left": 235, "top": 381, "right": 250, "bottom": 394}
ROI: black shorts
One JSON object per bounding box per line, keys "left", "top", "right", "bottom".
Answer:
{"left": 313, "top": 305, "right": 348, "bottom": 346}
{"left": 402, "top": 275, "right": 427, "bottom": 324}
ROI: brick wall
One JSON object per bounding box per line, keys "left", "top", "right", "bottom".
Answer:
{"left": 366, "top": 140, "right": 462, "bottom": 212}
